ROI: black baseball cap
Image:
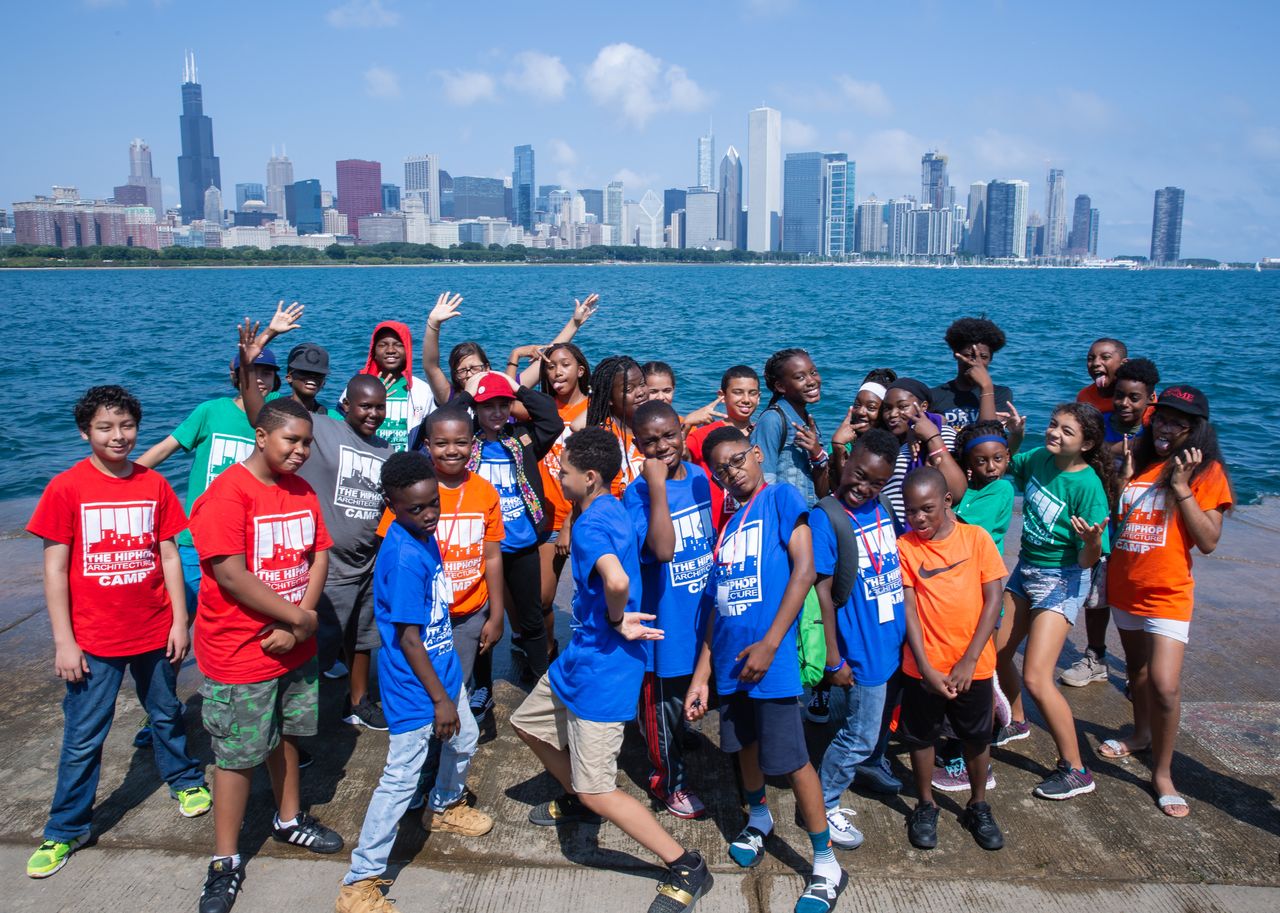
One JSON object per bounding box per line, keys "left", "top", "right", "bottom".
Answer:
{"left": 1156, "top": 384, "right": 1209, "bottom": 420}
{"left": 287, "top": 343, "right": 330, "bottom": 376}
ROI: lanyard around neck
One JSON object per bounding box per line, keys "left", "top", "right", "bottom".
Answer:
{"left": 714, "top": 482, "right": 768, "bottom": 565}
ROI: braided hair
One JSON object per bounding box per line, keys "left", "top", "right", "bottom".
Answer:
{"left": 1051, "top": 402, "right": 1117, "bottom": 510}
{"left": 538, "top": 342, "right": 591, "bottom": 398}
{"left": 586, "top": 355, "right": 642, "bottom": 429}
{"left": 762, "top": 347, "right": 810, "bottom": 407}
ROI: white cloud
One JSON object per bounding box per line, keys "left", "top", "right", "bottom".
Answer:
{"left": 586, "top": 43, "right": 710, "bottom": 128}
{"left": 1059, "top": 89, "right": 1113, "bottom": 130}
{"left": 326, "top": 0, "right": 398, "bottom": 28}
{"left": 837, "top": 76, "right": 892, "bottom": 117}
{"left": 363, "top": 65, "right": 400, "bottom": 99}
{"left": 1248, "top": 126, "right": 1280, "bottom": 160}
{"left": 968, "top": 128, "right": 1048, "bottom": 173}
{"left": 550, "top": 139, "right": 577, "bottom": 167}
{"left": 844, "top": 128, "right": 929, "bottom": 188}
{"left": 612, "top": 168, "right": 659, "bottom": 191}
{"left": 438, "top": 70, "right": 498, "bottom": 106}
{"left": 505, "top": 51, "right": 572, "bottom": 101}
{"left": 783, "top": 118, "right": 819, "bottom": 149}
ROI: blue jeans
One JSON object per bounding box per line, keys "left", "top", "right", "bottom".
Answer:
{"left": 46, "top": 649, "right": 205, "bottom": 841}
{"left": 179, "top": 543, "right": 202, "bottom": 611}
{"left": 344, "top": 686, "right": 478, "bottom": 884}
{"left": 819, "top": 680, "right": 889, "bottom": 809}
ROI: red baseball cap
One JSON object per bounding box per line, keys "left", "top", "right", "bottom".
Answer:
{"left": 473, "top": 371, "right": 517, "bottom": 403}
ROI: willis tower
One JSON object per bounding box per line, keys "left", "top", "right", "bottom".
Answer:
{"left": 177, "top": 51, "right": 221, "bottom": 223}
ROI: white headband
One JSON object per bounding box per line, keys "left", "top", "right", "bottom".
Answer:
{"left": 858, "top": 382, "right": 887, "bottom": 400}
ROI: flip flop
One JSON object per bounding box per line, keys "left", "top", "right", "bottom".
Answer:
{"left": 1157, "top": 794, "right": 1189, "bottom": 818}
{"left": 1098, "top": 738, "right": 1149, "bottom": 759}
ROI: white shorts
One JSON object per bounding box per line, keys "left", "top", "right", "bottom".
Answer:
{"left": 1110, "top": 606, "right": 1190, "bottom": 645}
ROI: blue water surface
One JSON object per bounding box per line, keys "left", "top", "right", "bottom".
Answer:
{"left": 2, "top": 263, "right": 1275, "bottom": 505}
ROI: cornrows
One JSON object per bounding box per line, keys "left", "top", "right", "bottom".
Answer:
{"left": 587, "top": 355, "right": 642, "bottom": 429}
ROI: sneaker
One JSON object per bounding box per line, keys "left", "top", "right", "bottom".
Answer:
{"left": 425, "top": 801, "right": 494, "bottom": 836}
{"left": 26, "top": 836, "right": 84, "bottom": 878}
{"left": 992, "top": 719, "right": 1031, "bottom": 746}
{"left": 659, "top": 788, "right": 707, "bottom": 820}
{"left": 932, "top": 760, "right": 996, "bottom": 793}
{"left": 959, "top": 801, "right": 1004, "bottom": 850}
{"left": 323, "top": 660, "right": 350, "bottom": 680}
{"left": 272, "top": 812, "right": 345, "bottom": 854}
{"left": 336, "top": 877, "right": 396, "bottom": 913}
{"left": 297, "top": 747, "right": 314, "bottom": 770}
{"left": 804, "top": 688, "right": 830, "bottom": 724}
{"left": 1059, "top": 650, "right": 1108, "bottom": 687}
{"left": 648, "top": 850, "right": 712, "bottom": 913}
{"left": 343, "top": 695, "right": 389, "bottom": 731}
{"left": 1033, "top": 760, "right": 1096, "bottom": 800}
{"left": 907, "top": 802, "right": 939, "bottom": 849}
{"left": 794, "top": 869, "right": 848, "bottom": 913}
{"left": 854, "top": 756, "right": 902, "bottom": 794}
{"left": 992, "top": 672, "right": 1012, "bottom": 728}
{"left": 469, "top": 685, "right": 494, "bottom": 723}
{"left": 133, "top": 715, "right": 153, "bottom": 749}
{"left": 825, "top": 807, "right": 863, "bottom": 850}
{"left": 176, "top": 785, "right": 213, "bottom": 818}
{"left": 511, "top": 643, "right": 533, "bottom": 683}
{"left": 528, "top": 793, "right": 602, "bottom": 827}
{"left": 198, "top": 856, "right": 245, "bottom": 913}
{"left": 728, "top": 825, "right": 768, "bottom": 868}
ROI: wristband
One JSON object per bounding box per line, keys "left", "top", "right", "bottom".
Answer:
{"left": 928, "top": 448, "right": 947, "bottom": 460}
{"left": 608, "top": 614, "right": 624, "bottom": 627}
{"left": 923, "top": 433, "right": 942, "bottom": 446}
{"left": 809, "top": 449, "right": 830, "bottom": 465}
{"left": 980, "top": 391, "right": 995, "bottom": 398}
{"left": 1175, "top": 492, "right": 1194, "bottom": 503}
{"left": 824, "top": 659, "right": 847, "bottom": 674}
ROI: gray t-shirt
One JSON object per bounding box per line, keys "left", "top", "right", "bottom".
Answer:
{"left": 297, "top": 416, "right": 392, "bottom": 580}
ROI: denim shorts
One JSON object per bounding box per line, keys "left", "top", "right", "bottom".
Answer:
{"left": 1006, "top": 560, "right": 1090, "bottom": 625}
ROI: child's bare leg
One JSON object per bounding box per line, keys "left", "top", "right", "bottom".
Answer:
{"left": 1146, "top": 635, "right": 1186, "bottom": 797}
{"left": 962, "top": 740, "right": 991, "bottom": 804}
{"left": 1022, "top": 611, "right": 1083, "bottom": 769}
{"left": 788, "top": 762, "right": 827, "bottom": 833}
{"left": 349, "top": 650, "right": 372, "bottom": 706}
{"left": 995, "top": 592, "right": 1030, "bottom": 720}
{"left": 909, "top": 745, "right": 935, "bottom": 806}
{"left": 577, "top": 789, "right": 684, "bottom": 863}
{"left": 513, "top": 726, "right": 574, "bottom": 794}
{"left": 1116, "top": 627, "right": 1153, "bottom": 749}
{"left": 212, "top": 767, "right": 253, "bottom": 857}
{"left": 265, "top": 736, "right": 301, "bottom": 820}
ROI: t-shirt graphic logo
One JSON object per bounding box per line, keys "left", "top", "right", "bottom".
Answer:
{"left": 438, "top": 513, "right": 485, "bottom": 593}
{"left": 81, "top": 501, "right": 157, "bottom": 582}
{"left": 919, "top": 558, "right": 967, "bottom": 579}
{"left": 381, "top": 396, "right": 410, "bottom": 448}
{"left": 207, "top": 434, "right": 254, "bottom": 485}
{"left": 480, "top": 459, "right": 523, "bottom": 522}
{"left": 857, "top": 518, "right": 904, "bottom": 600}
{"left": 252, "top": 510, "right": 316, "bottom": 604}
{"left": 1115, "top": 482, "right": 1169, "bottom": 554}
{"left": 1023, "top": 479, "right": 1065, "bottom": 547}
{"left": 716, "top": 519, "right": 762, "bottom": 616}
{"left": 670, "top": 502, "right": 713, "bottom": 593}
{"left": 334, "top": 445, "right": 385, "bottom": 513}
{"left": 422, "top": 565, "right": 456, "bottom": 657}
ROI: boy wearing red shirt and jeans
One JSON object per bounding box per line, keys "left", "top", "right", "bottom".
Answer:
{"left": 26, "top": 386, "right": 209, "bottom": 879}
{"left": 189, "top": 396, "right": 345, "bottom": 913}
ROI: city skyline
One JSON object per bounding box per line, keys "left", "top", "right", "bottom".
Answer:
{"left": 1, "top": 1, "right": 1276, "bottom": 259}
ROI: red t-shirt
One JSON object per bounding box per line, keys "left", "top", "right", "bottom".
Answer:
{"left": 188, "top": 463, "right": 333, "bottom": 684}
{"left": 27, "top": 459, "right": 187, "bottom": 657}
{"left": 686, "top": 420, "right": 743, "bottom": 530}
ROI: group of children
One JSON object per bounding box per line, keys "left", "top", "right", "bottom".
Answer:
{"left": 26, "top": 301, "right": 1234, "bottom": 913}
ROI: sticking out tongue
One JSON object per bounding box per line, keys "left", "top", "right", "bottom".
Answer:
{"left": 1094, "top": 375, "right": 1108, "bottom": 389}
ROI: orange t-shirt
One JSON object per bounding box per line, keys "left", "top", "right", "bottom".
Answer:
{"left": 898, "top": 522, "right": 1007, "bottom": 680}
{"left": 1076, "top": 383, "right": 1113, "bottom": 413}
{"left": 539, "top": 397, "right": 588, "bottom": 531}
{"left": 436, "top": 473, "right": 505, "bottom": 617}
{"left": 1107, "top": 461, "right": 1233, "bottom": 622}
{"left": 607, "top": 421, "right": 645, "bottom": 498}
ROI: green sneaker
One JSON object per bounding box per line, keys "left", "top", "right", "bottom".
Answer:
{"left": 27, "top": 837, "right": 84, "bottom": 878}
{"left": 176, "top": 786, "right": 212, "bottom": 818}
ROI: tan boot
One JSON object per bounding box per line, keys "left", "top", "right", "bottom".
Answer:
{"left": 424, "top": 802, "right": 494, "bottom": 836}
{"left": 335, "top": 877, "right": 397, "bottom": 913}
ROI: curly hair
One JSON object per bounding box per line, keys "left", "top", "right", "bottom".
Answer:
{"left": 586, "top": 355, "right": 642, "bottom": 429}
{"left": 762, "top": 347, "right": 811, "bottom": 406}
{"left": 850, "top": 427, "right": 901, "bottom": 467}
{"left": 538, "top": 342, "right": 590, "bottom": 398}
{"left": 256, "top": 397, "right": 313, "bottom": 432}
{"left": 562, "top": 426, "right": 622, "bottom": 482}
{"left": 1132, "top": 408, "right": 1232, "bottom": 493}
{"left": 944, "top": 317, "right": 1007, "bottom": 354}
{"left": 74, "top": 385, "right": 142, "bottom": 433}
{"left": 448, "top": 341, "right": 490, "bottom": 392}
{"left": 1051, "top": 403, "right": 1116, "bottom": 510}
{"left": 380, "top": 450, "right": 436, "bottom": 494}
{"left": 953, "top": 419, "right": 1009, "bottom": 461}
{"left": 1114, "top": 357, "right": 1160, "bottom": 392}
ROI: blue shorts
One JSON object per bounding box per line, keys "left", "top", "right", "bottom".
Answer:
{"left": 1006, "top": 560, "right": 1090, "bottom": 625}
{"left": 719, "top": 692, "right": 808, "bottom": 776}
{"left": 538, "top": 528, "right": 559, "bottom": 545}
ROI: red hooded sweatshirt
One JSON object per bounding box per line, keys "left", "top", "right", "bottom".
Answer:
{"left": 362, "top": 321, "right": 416, "bottom": 387}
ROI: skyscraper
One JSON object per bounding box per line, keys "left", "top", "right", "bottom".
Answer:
{"left": 747, "top": 106, "right": 782, "bottom": 252}
{"left": 822, "top": 154, "right": 853, "bottom": 257}
{"left": 235, "top": 183, "right": 265, "bottom": 211}
{"left": 1044, "top": 168, "right": 1068, "bottom": 257}
{"left": 1150, "top": 186, "right": 1184, "bottom": 264}
{"left": 921, "top": 151, "right": 949, "bottom": 211}
{"left": 985, "top": 179, "right": 1030, "bottom": 258}
{"left": 336, "top": 159, "right": 382, "bottom": 239}
{"left": 782, "top": 152, "right": 823, "bottom": 254}
{"left": 965, "top": 181, "right": 987, "bottom": 256}
{"left": 1088, "top": 208, "right": 1100, "bottom": 256}
{"left": 404, "top": 154, "right": 440, "bottom": 221}
{"left": 605, "top": 181, "right": 624, "bottom": 243}
{"left": 266, "top": 150, "right": 293, "bottom": 222}
{"left": 580, "top": 188, "right": 604, "bottom": 221}
{"left": 886, "top": 199, "right": 914, "bottom": 257}
{"left": 382, "top": 184, "right": 401, "bottom": 212}
{"left": 854, "top": 197, "right": 885, "bottom": 253}
{"left": 286, "top": 179, "right": 323, "bottom": 234}
{"left": 684, "top": 188, "right": 718, "bottom": 248}
{"left": 635, "top": 191, "right": 664, "bottom": 248}
{"left": 1068, "top": 194, "right": 1092, "bottom": 256}
{"left": 718, "top": 146, "right": 743, "bottom": 249}
{"left": 697, "top": 125, "right": 714, "bottom": 189}
{"left": 452, "top": 177, "right": 507, "bottom": 219}
{"left": 203, "top": 184, "right": 223, "bottom": 226}
{"left": 176, "top": 51, "right": 221, "bottom": 223}
{"left": 513, "top": 145, "right": 535, "bottom": 232}
{"left": 118, "top": 139, "right": 163, "bottom": 218}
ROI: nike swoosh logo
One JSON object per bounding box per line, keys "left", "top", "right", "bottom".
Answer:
{"left": 919, "top": 558, "right": 967, "bottom": 579}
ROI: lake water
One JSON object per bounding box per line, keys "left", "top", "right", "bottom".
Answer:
{"left": 2, "top": 264, "right": 1276, "bottom": 511}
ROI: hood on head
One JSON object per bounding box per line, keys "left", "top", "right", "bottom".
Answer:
{"left": 362, "top": 320, "right": 415, "bottom": 389}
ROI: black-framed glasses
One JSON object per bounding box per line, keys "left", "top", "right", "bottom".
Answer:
{"left": 712, "top": 449, "right": 751, "bottom": 481}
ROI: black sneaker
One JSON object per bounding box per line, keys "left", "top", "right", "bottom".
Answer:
{"left": 271, "top": 812, "right": 344, "bottom": 854}
{"left": 1033, "top": 760, "right": 1096, "bottom": 800}
{"left": 528, "top": 793, "right": 602, "bottom": 827}
{"left": 804, "top": 688, "right": 831, "bottom": 724}
{"left": 297, "top": 747, "right": 313, "bottom": 770}
{"left": 469, "top": 686, "right": 494, "bottom": 723}
{"left": 198, "top": 856, "right": 244, "bottom": 913}
{"left": 907, "top": 802, "right": 939, "bottom": 849}
{"left": 343, "top": 695, "right": 389, "bottom": 731}
{"left": 959, "top": 801, "right": 1004, "bottom": 850}
{"left": 795, "top": 869, "right": 848, "bottom": 912}
{"left": 647, "top": 850, "right": 712, "bottom": 913}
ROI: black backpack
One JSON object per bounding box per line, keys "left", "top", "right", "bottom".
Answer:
{"left": 814, "top": 495, "right": 861, "bottom": 605}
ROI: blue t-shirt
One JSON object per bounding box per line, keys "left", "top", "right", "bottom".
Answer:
{"left": 547, "top": 495, "right": 649, "bottom": 722}
{"left": 1103, "top": 411, "right": 1145, "bottom": 445}
{"left": 476, "top": 439, "right": 537, "bottom": 552}
{"left": 809, "top": 500, "right": 905, "bottom": 687}
{"left": 711, "top": 482, "right": 808, "bottom": 699}
{"left": 623, "top": 463, "right": 714, "bottom": 678}
{"left": 373, "top": 521, "right": 463, "bottom": 735}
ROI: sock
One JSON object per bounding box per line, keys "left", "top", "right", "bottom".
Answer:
{"left": 274, "top": 813, "right": 298, "bottom": 830}
{"left": 745, "top": 786, "right": 773, "bottom": 835}
{"left": 212, "top": 853, "right": 241, "bottom": 869}
{"left": 809, "top": 829, "right": 841, "bottom": 881}
{"left": 670, "top": 849, "right": 700, "bottom": 872}
{"left": 1089, "top": 645, "right": 1106, "bottom": 659}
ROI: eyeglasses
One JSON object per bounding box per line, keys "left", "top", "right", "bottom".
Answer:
{"left": 456, "top": 363, "right": 489, "bottom": 380}
{"left": 712, "top": 449, "right": 752, "bottom": 481}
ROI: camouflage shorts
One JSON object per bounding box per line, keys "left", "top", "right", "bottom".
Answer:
{"left": 200, "top": 658, "right": 318, "bottom": 769}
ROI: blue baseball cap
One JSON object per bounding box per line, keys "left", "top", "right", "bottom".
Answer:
{"left": 232, "top": 347, "right": 279, "bottom": 370}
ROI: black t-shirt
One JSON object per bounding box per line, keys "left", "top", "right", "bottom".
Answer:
{"left": 928, "top": 379, "right": 1014, "bottom": 431}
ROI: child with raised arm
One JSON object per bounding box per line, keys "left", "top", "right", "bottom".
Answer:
{"left": 687, "top": 426, "right": 848, "bottom": 913}
{"left": 25, "top": 386, "right": 209, "bottom": 880}
{"left": 505, "top": 293, "right": 599, "bottom": 389}
{"left": 335, "top": 452, "right": 492, "bottom": 913}
{"left": 897, "top": 467, "right": 1007, "bottom": 851}
{"left": 624, "top": 401, "right": 714, "bottom": 820}
{"left": 827, "top": 368, "right": 896, "bottom": 492}
{"left": 928, "top": 317, "right": 1015, "bottom": 431}
{"left": 512, "top": 427, "right": 712, "bottom": 913}
{"left": 586, "top": 355, "right": 651, "bottom": 495}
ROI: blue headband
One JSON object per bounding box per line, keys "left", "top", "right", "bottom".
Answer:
{"left": 963, "top": 434, "right": 1008, "bottom": 453}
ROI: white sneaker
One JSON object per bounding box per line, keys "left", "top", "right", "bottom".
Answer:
{"left": 825, "top": 807, "right": 864, "bottom": 850}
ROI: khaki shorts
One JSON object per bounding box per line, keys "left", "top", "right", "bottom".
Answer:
{"left": 510, "top": 674, "right": 624, "bottom": 795}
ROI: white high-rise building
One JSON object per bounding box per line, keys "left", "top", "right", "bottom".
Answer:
{"left": 635, "top": 191, "right": 664, "bottom": 248}
{"left": 697, "top": 125, "right": 714, "bottom": 189}
{"left": 623, "top": 199, "right": 641, "bottom": 245}
{"left": 747, "top": 106, "right": 782, "bottom": 252}
{"left": 266, "top": 149, "right": 293, "bottom": 223}
{"left": 886, "top": 198, "right": 914, "bottom": 257}
{"left": 684, "top": 188, "right": 718, "bottom": 248}
{"left": 855, "top": 197, "right": 885, "bottom": 254}
{"left": 203, "top": 184, "right": 223, "bottom": 226}
{"left": 605, "top": 181, "right": 624, "bottom": 242}
{"left": 404, "top": 155, "right": 441, "bottom": 222}
{"left": 1044, "top": 167, "right": 1068, "bottom": 257}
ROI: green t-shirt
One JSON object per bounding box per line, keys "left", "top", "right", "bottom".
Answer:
{"left": 955, "top": 478, "right": 1015, "bottom": 554}
{"left": 1008, "top": 447, "right": 1111, "bottom": 567}
{"left": 171, "top": 397, "right": 255, "bottom": 547}
{"left": 381, "top": 376, "right": 413, "bottom": 451}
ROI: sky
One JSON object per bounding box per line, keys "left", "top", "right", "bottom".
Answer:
{"left": 2, "top": 0, "right": 1278, "bottom": 261}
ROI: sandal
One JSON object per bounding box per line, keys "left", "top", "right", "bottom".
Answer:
{"left": 1157, "top": 794, "right": 1189, "bottom": 818}
{"left": 1098, "top": 738, "right": 1149, "bottom": 759}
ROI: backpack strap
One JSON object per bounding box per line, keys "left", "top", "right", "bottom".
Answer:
{"left": 816, "top": 496, "right": 861, "bottom": 607}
